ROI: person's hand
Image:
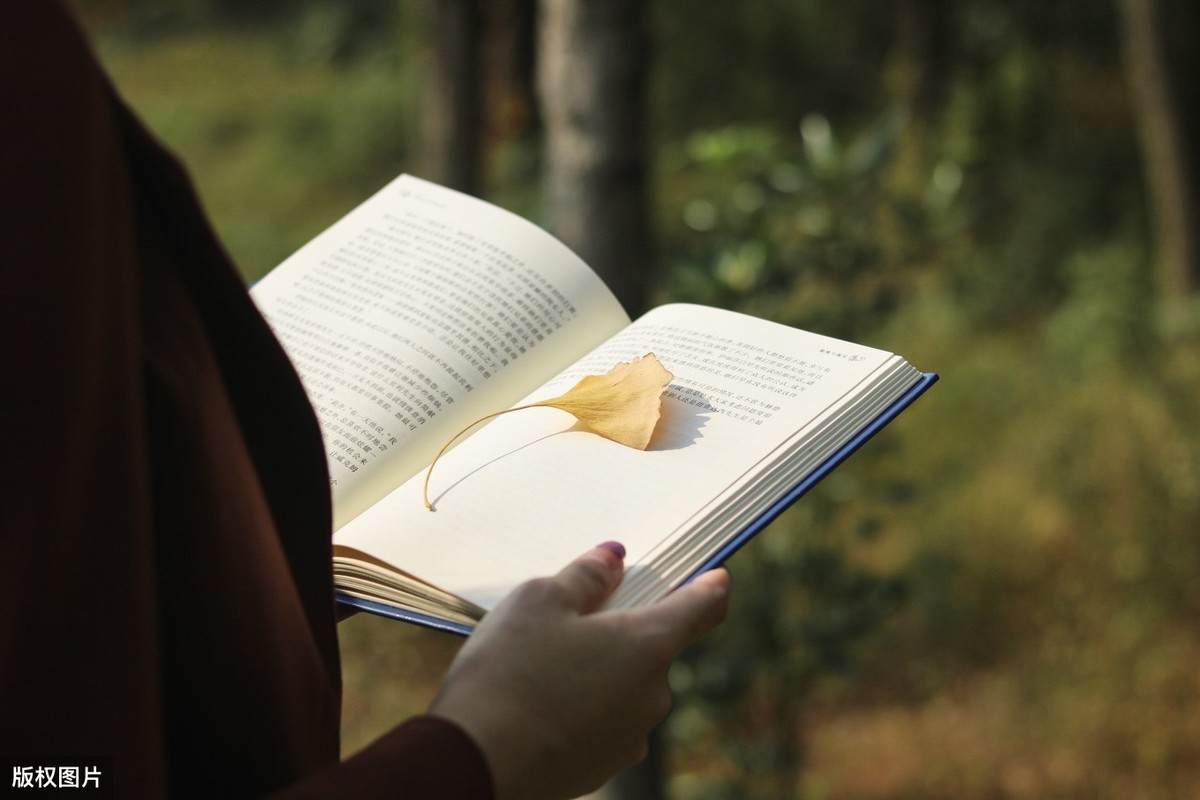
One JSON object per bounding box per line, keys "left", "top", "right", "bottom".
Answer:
{"left": 428, "top": 542, "right": 730, "bottom": 800}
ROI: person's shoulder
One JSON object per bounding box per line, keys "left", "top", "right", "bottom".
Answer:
{"left": 0, "top": 1, "right": 112, "bottom": 123}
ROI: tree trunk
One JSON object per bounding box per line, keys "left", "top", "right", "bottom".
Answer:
{"left": 1119, "top": 0, "right": 1200, "bottom": 296}
{"left": 892, "top": 0, "right": 951, "bottom": 118}
{"left": 481, "top": 0, "right": 539, "bottom": 148}
{"left": 536, "top": 0, "right": 651, "bottom": 315}
{"left": 423, "top": 0, "right": 484, "bottom": 196}
{"left": 885, "top": 0, "right": 953, "bottom": 202}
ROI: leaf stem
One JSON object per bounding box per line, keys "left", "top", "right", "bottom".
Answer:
{"left": 423, "top": 402, "right": 548, "bottom": 510}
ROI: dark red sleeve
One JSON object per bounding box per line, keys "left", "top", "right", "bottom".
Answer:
{"left": 0, "top": 0, "right": 170, "bottom": 789}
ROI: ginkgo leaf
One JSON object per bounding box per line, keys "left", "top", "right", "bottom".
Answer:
{"left": 423, "top": 353, "right": 674, "bottom": 510}
{"left": 544, "top": 352, "right": 674, "bottom": 449}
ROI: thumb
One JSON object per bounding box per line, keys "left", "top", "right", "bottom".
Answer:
{"left": 552, "top": 541, "right": 626, "bottom": 614}
{"left": 629, "top": 567, "right": 731, "bottom": 650}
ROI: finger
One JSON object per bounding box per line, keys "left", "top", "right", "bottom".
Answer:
{"left": 635, "top": 568, "right": 730, "bottom": 650}
{"left": 552, "top": 541, "right": 627, "bottom": 614}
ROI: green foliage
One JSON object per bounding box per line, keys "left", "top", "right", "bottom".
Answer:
{"left": 1046, "top": 240, "right": 1157, "bottom": 368}
{"left": 656, "top": 111, "right": 952, "bottom": 342}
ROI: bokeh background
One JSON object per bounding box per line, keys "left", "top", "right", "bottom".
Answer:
{"left": 75, "top": 1, "right": 1199, "bottom": 797}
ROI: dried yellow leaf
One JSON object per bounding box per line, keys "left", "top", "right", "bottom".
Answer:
{"left": 544, "top": 352, "right": 674, "bottom": 449}
{"left": 423, "top": 353, "right": 674, "bottom": 510}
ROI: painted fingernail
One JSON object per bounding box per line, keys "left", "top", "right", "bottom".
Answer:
{"left": 597, "top": 541, "right": 626, "bottom": 560}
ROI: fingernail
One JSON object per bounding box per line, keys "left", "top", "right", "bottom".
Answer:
{"left": 597, "top": 541, "right": 626, "bottom": 560}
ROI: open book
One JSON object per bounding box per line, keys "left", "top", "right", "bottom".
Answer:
{"left": 250, "top": 174, "right": 936, "bottom": 635}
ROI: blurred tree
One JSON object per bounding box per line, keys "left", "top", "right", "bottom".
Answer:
{"left": 422, "top": 0, "right": 483, "bottom": 195}
{"left": 1119, "top": 0, "right": 1200, "bottom": 296}
{"left": 885, "top": 0, "right": 952, "bottom": 202}
{"left": 893, "top": 0, "right": 952, "bottom": 119}
{"left": 481, "top": 0, "right": 539, "bottom": 152}
{"left": 538, "top": 0, "right": 651, "bottom": 315}
{"left": 420, "top": 0, "right": 538, "bottom": 197}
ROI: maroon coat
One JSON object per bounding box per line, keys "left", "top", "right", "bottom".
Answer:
{"left": 0, "top": 3, "right": 492, "bottom": 797}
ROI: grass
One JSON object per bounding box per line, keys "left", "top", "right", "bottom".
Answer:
{"left": 742, "top": 305, "right": 1200, "bottom": 798}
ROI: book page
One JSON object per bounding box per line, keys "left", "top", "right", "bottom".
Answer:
{"left": 608, "top": 361, "right": 919, "bottom": 608}
{"left": 251, "top": 175, "right": 630, "bottom": 528}
{"left": 332, "top": 303, "right": 917, "bottom": 609}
